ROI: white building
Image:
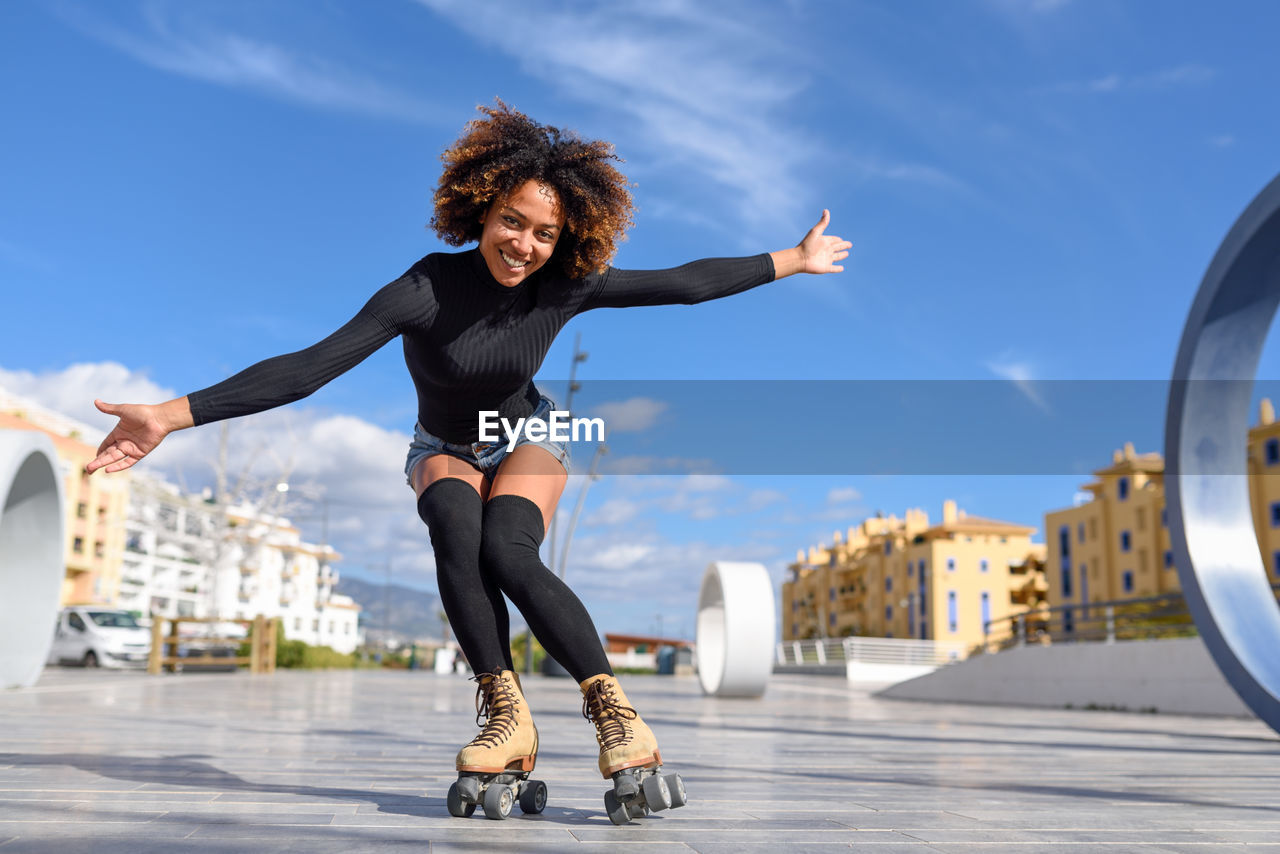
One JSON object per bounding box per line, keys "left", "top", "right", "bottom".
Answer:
{"left": 119, "top": 474, "right": 220, "bottom": 619}
{"left": 121, "top": 476, "right": 364, "bottom": 654}
{"left": 217, "top": 503, "right": 363, "bottom": 654}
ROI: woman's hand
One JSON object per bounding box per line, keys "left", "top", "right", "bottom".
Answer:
{"left": 85, "top": 397, "right": 192, "bottom": 475}
{"left": 770, "top": 210, "right": 852, "bottom": 278}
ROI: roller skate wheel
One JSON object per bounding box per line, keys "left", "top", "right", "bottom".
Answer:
{"left": 641, "top": 773, "right": 672, "bottom": 811}
{"left": 663, "top": 773, "right": 687, "bottom": 808}
{"left": 603, "top": 789, "right": 630, "bottom": 825}
{"left": 613, "top": 774, "right": 640, "bottom": 801}
{"left": 455, "top": 776, "right": 481, "bottom": 802}
{"left": 447, "top": 781, "right": 476, "bottom": 818}
{"left": 482, "top": 783, "right": 514, "bottom": 820}
{"left": 518, "top": 779, "right": 548, "bottom": 814}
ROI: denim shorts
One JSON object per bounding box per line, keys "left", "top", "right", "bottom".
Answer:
{"left": 403, "top": 394, "right": 572, "bottom": 487}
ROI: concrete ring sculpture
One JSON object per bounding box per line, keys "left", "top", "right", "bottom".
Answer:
{"left": 0, "top": 430, "right": 65, "bottom": 690}
{"left": 696, "top": 561, "right": 775, "bottom": 697}
{"left": 1166, "top": 172, "right": 1280, "bottom": 734}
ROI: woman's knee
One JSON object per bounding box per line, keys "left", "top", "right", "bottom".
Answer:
{"left": 417, "top": 478, "right": 483, "bottom": 558}
{"left": 480, "top": 494, "right": 547, "bottom": 577}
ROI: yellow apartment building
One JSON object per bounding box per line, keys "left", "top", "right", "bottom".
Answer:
{"left": 1045, "top": 400, "right": 1280, "bottom": 627}
{"left": 783, "top": 500, "right": 1045, "bottom": 652}
{"left": 0, "top": 399, "right": 129, "bottom": 606}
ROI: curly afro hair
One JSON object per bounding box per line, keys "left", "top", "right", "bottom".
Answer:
{"left": 431, "top": 101, "right": 635, "bottom": 279}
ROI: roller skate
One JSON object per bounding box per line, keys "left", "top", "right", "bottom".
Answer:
{"left": 579, "top": 673, "right": 687, "bottom": 825}
{"left": 447, "top": 669, "right": 547, "bottom": 820}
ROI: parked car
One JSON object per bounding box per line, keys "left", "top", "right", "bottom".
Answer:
{"left": 47, "top": 607, "right": 151, "bottom": 668}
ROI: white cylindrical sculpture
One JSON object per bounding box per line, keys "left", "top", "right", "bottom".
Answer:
{"left": 0, "top": 430, "right": 65, "bottom": 689}
{"left": 696, "top": 561, "right": 775, "bottom": 697}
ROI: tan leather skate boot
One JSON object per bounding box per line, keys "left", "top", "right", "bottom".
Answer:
{"left": 579, "top": 673, "right": 661, "bottom": 778}
{"left": 457, "top": 669, "right": 538, "bottom": 774}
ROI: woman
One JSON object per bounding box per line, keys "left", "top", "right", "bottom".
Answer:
{"left": 86, "top": 102, "right": 851, "bottom": 821}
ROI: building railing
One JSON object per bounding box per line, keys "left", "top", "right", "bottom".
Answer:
{"left": 980, "top": 584, "right": 1280, "bottom": 653}
{"left": 776, "top": 636, "right": 969, "bottom": 668}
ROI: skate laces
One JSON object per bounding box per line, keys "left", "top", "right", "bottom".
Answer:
{"left": 469, "top": 670, "right": 520, "bottom": 748}
{"left": 581, "top": 679, "right": 637, "bottom": 750}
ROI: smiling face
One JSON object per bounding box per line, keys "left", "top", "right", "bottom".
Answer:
{"left": 478, "top": 180, "right": 566, "bottom": 287}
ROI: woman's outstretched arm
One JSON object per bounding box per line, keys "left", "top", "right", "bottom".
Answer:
{"left": 579, "top": 209, "right": 851, "bottom": 311}
{"left": 85, "top": 265, "right": 435, "bottom": 475}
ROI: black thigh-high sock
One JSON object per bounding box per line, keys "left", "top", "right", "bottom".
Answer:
{"left": 416, "top": 478, "right": 513, "bottom": 674}
{"left": 480, "top": 494, "right": 613, "bottom": 681}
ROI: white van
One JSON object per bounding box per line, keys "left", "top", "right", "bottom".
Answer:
{"left": 47, "top": 607, "right": 151, "bottom": 668}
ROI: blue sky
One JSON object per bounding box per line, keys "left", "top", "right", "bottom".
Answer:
{"left": 3, "top": 0, "right": 1280, "bottom": 639}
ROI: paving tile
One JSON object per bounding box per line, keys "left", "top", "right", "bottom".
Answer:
{"left": 1, "top": 668, "right": 1278, "bottom": 852}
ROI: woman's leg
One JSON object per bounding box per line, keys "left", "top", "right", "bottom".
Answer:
{"left": 412, "top": 454, "right": 513, "bottom": 673}
{"left": 482, "top": 444, "right": 613, "bottom": 682}
{"left": 485, "top": 446, "right": 669, "bottom": 797}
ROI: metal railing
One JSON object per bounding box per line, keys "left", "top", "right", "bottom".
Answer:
{"left": 978, "top": 587, "right": 1280, "bottom": 653}
{"left": 776, "top": 636, "right": 969, "bottom": 667}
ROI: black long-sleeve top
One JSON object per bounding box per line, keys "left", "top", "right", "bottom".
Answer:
{"left": 187, "top": 247, "right": 776, "bottom": 443}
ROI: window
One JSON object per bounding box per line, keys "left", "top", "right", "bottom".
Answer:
{"left": 76, "top": 502, "right": 87, "bottom": 519}
{"left": 829, "top": 588, "right": 835, "bottom": 601}
{"left": 1120, "top": 530, "right": 1131, "bottom": 552}
{"left": 1063, "top": 607, "right": 1074, "bottom": 634}
{"left": 791, "top": 600, "right": 797, "bottom": 612}
{"left": 980, "top": 591, "right": 991, "bottom": 628}
{"left": 885, "top": 577, "right": 893, "bottom": 592}
{"left": 946, "top": 557, "right": 956, "bottom": 572}
{"left": 1059, "top": 525, "right": 1071, "bottom": 559}
{"left": 1123, "top": 570, "right": 1134, "bottom": 593}
{"left": 68, "top": 612, "right": 86, "bottom": 632}
{"left": 295, "top": 618, "right": 302, "bottom": 631}
{"left": 1118, "top": 477, "right": 1129, "bottom": 501}
{"left": 73, "top": 537, "right": 84, "bottom": 554}
{"left": 1268, "top": 437, "right": 1280, "bottom": 465}
{"left": 1077, "top": 522, "right": 1085, "bottom": 543}
{"left": 1136, "top": 508, "right": 1146, "bottom": 531}
{"left": 828, "top": 613, "right": 835, "bottom": 626}
{"left": 1274, "top": 551, "right": 1280, "bottom": 577}
{"left": 1165, "top": 550, "right": 1174, "bottom": 569}
{"left": 907, "top": 562, "right": 913, "bottom": 578}
{"left": 1161, "top": 507, "right": 1168, "bottom": 528}
{"left": 947, "top": 592, "right": 958, "bottom": 633}
{"left": 979, "top": 558, "right": 989, "bottom": 573}
{"left": 885, "top": 605, "right": 893, "bottom": 622}
{"left": 1272, "top": 502, "right": 1280, "bottom": 528}
{"left": 884, "top": 541, "right": 892, "bottom": 555}
{"left": 93, "top": 541, "right": 104, "bottom": 558}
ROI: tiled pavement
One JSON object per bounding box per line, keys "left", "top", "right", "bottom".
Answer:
{"left": 1, "top": 667, "right": 1278, "bottom": 852}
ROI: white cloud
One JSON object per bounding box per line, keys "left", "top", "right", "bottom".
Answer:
{"left": 584, "top": 497, "right": 641, "bottom": 527}
{"left": 0, "top": 361, "right": 175, "bottom": 436}
{"left": 1051, "top": 64, "right": 1217, "bottom": 96}
{"left": 414, "top": 0, "right": 819, "bottom": 235}
{"left": 1, "top": 361, "right": 431, "bottom": 589}
{"left": 587, "top": 397, "right": 668, "bottom": 433}
{"left": 55, "top": 3, "right": 438, "bottom": 123}
{"left": 827, "top": 486, "right": 862, "bottom": 504}
{"left": 985, "top": 353, "right": 1050, "bottom": 413}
